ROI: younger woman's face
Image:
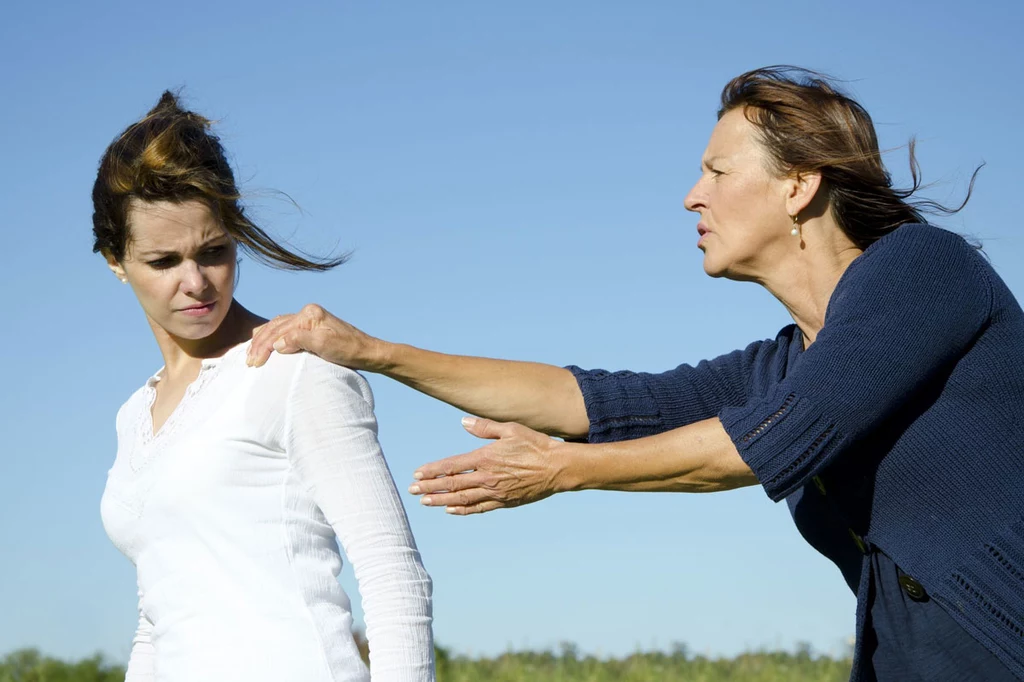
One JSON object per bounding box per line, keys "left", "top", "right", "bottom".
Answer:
{"left": 106, "top": 199, "right": 237, "bottom": 341}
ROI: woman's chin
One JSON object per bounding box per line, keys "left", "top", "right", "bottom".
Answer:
{"left": 173, "top": 324, "right": 221, "bottom": 342}
{"left": 158, "top": 313, "right": 230, "bottom": 342}
{"left": 701, "top": 254, "right": 729, "bottom": 279}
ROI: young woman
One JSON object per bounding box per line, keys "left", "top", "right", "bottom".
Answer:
{"left": 95, "top": 92, "right": 435, "bottom": 682}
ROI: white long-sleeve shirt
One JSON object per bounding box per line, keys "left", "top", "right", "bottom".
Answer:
{"left": 100, "top": 341, "right": 434, "bottom": 682}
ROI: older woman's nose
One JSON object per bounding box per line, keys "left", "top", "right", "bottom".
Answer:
{"left": 683, "top": 178, "right": 705, "bottom": 213}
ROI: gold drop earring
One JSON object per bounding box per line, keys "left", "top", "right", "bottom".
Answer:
{"left": 790, "top": 215, "right": 800, "bottom": 237}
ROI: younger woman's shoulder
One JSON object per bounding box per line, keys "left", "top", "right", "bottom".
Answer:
{"left": 255, "top": 350, "right": 375, "bottom": 407}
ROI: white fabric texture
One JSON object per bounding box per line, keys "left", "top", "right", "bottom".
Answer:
{"left": 100, "top": 341, "right": 434, "bottom": 682}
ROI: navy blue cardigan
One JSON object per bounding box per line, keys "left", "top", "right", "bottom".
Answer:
{"left": 568, "top": 224, "right": 1024, "bottom": 677}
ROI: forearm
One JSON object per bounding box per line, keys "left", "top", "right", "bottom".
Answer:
{"left": 357, "top": 544, "right": 434, "bottom": 681}
{"left": 377, "top": 343, "right": 590, "bottom": 439}
{"left": 250, "top": 306, "right": 591, "bottom": 438}
{"left": 558, "top": 417, "right": 759, "bottom": 493}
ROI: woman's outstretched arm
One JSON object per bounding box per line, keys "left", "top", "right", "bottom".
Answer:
{"left": 248, "top": 304, "right": 590, "bottom": 439}
{"left": 248, "top": 304, "right": 774, "bottom": 442}
{"left": 408, "top": 416, "right": 758, "bottom": 515}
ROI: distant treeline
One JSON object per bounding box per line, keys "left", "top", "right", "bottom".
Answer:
{"left": 2, "top": 642, "right": 852, "bottom": 682}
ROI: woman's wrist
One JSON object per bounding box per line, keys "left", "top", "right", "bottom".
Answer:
{"left": 362, "top": 338, "right": 402, "bottom": 374}
{"left": 551, "top": 440, "right": 593, "bottom": 494}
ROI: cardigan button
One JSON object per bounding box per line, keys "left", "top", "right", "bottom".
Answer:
{"left": 848, "top": 528, "right": 869, "bottom": 554}
{"left": 898, "top": 575, "right": 928, "bottom": 602}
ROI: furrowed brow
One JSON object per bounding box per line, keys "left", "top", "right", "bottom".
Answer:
{"left": 136, "top": 237, "right": 229, "bottom": 258}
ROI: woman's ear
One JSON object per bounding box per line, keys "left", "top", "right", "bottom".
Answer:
{"left": 785, "top": 170, "right": 823, "bottom": 218}
{"left": 103, "top": 250, "right": 129, "bottom": 284}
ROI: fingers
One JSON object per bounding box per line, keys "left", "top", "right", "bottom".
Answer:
{"left": 413, "top": 451, "right": 481, "bottom": 482}
{"left": 408, "top": 470, "right": 490, "bottom": 496}
{"left": 411, "top": 456, "right": 500, "bottom": 508}
{"left": 413, "top": 419, "right": 525, "bottom": 482}
{"left": 271, "top": 329, "right": 315, "bottom": 356}
{"left": 416, "top": 487, "right": 495, "bottom": 509}
{"left": 247, "top": 314, "right": 295, "bottom": 367}
{"left": 461, "top": 416, "right": 520, "bottom": 441}
{"left": 445, "top": 501, "right": 504, "bottom": 516}
{"left": 247, "top": 304, "right": 332, "bottom": 367}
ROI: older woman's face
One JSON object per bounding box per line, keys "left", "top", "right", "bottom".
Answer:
{"left": 684, "top": 108, "right": 793, "bottom": 280}
{"left": 107, "top": 199, "right": 237, "bottom": 341}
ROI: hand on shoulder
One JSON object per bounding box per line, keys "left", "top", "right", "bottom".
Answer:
{"left": 246, "top": 304, "right": 389, "bottom": 372}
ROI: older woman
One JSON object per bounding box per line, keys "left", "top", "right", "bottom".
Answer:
{"left": 248, "top": 67, "right": 1024, "bottom": 680}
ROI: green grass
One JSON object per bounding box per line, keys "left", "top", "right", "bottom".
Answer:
{"left": 2, "top": 646, "right": 852, "bottom": 682}
{"left": 434, "top": 648, "right": 851, "bottom": 681}
{"left": 0, "top": 649, "right": 126, "bottom": 682}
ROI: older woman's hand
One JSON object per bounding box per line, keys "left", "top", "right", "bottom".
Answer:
{"left": 247, "top": 304, "right": 387, "bottom": 370}
{"left": 409, "top": 417, "right": 571, "bottom": 515}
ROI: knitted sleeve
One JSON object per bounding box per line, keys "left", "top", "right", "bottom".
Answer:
{"left": 566, "top": 335, "right": 788, "bottom": 443}
{"left": 719, "top": 224, "right": 994, "bottom": 502}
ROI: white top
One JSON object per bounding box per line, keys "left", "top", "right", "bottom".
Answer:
{"left": 100, "top": 341, "right": 434, "bottom": 682}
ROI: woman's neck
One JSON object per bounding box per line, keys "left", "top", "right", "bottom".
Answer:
{"left": 148, "top": 300, "right": 265, "bottom": 381}
{"left": 758, "top": 221, "right": 863, "bottom": 348}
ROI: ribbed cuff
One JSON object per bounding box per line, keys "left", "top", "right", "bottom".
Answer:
{"left": 566, "top": 366, "right": 663, "bottom": 443}
{"left": 719, "top": 388, "right": 842, "bottom": 501}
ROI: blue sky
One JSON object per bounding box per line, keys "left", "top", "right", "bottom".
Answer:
{"left": 2, "top": 0, "right": 1023, "bottom": 664}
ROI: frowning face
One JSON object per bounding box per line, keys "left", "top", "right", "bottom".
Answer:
{"left": 106, "top": 199, "right": 237, "bottom": 340}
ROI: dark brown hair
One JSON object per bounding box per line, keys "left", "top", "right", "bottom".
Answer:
{"left": 92, "top": 91, "right": 346, "bottom": 270}
{"left": 719, "top": 66, "right": 980, "bottom": 249}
